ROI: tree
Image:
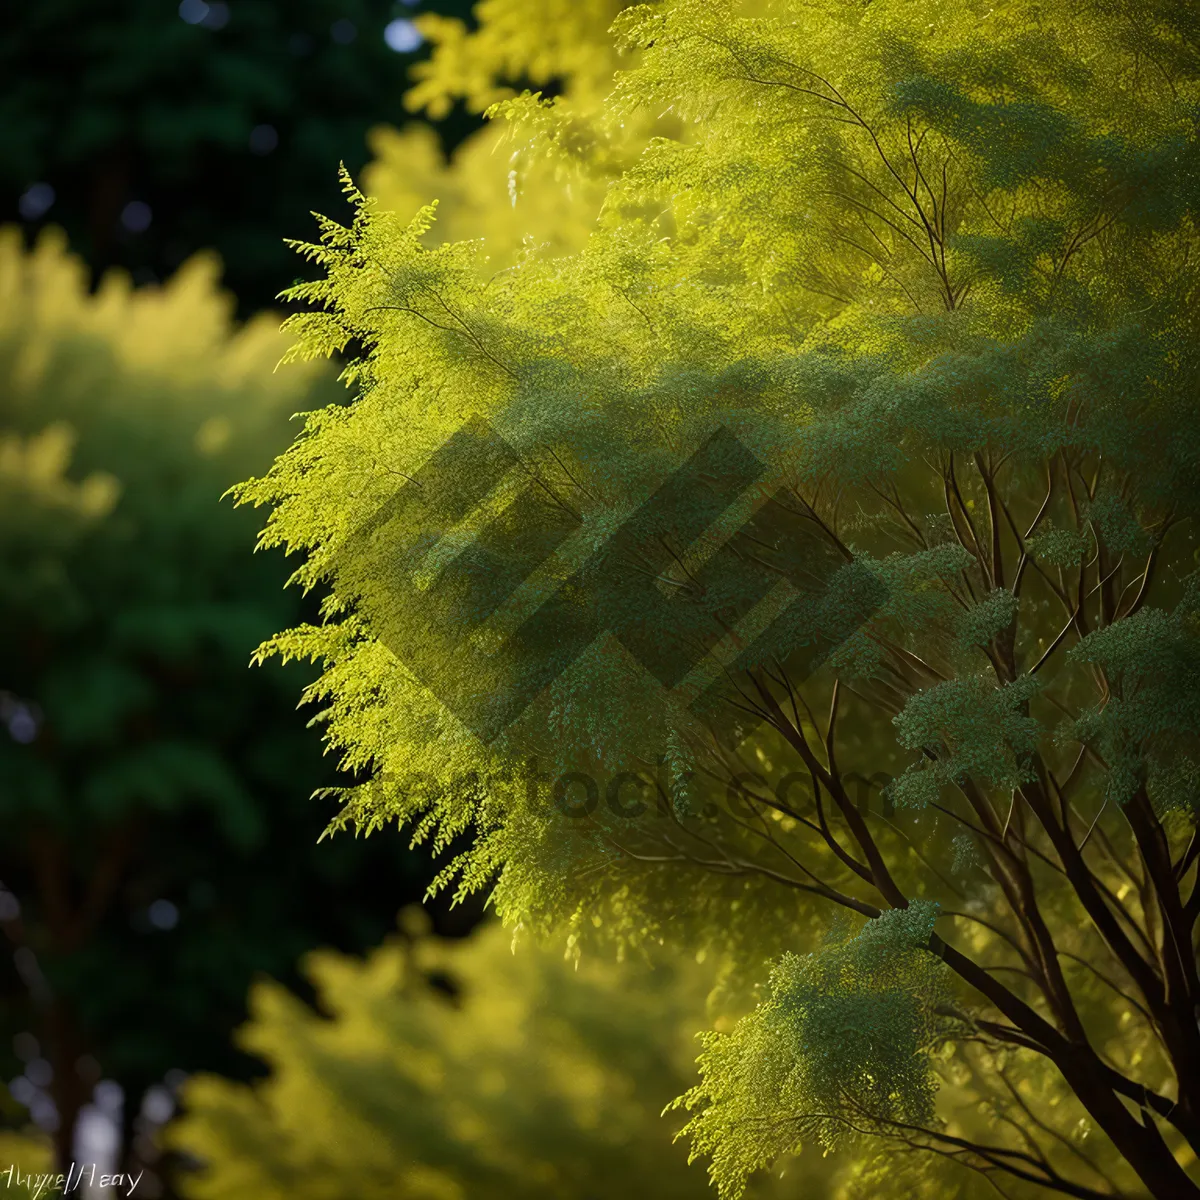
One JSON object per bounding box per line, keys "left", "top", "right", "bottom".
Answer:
{"left": 237, "top": 1, "right": 1200, "bottom": 1196}
{"left": 0, "top": 0, "right": 478, "bottom": 315}
{"left": 164, "top": 913, "right": 835, "bottom": 1199}
{"left": 361, "top": 0, "right": 638, "bottom": 264}
{"left": 0, "top": 227, "right": 478, "bottom": 1185}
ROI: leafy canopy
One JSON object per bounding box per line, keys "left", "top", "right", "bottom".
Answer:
{"left": 240, "top": 1, "right": 1200, "bottom": 1197}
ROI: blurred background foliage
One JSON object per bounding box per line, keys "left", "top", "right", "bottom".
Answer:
{"left": 0, "top": 228, "right": 482, "bottom": 1190}
{"left": 363, "top": 0, "right": 640, "bottom": 262}
{"left": 0, "top": 0, "right": 479, "bottom": 315}
{"left": 165, "top": 914, "right": 830, "bottom": 1200}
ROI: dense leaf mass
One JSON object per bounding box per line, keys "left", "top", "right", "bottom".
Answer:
{"left": 239, "top": 1, "right": 1200, "bottom": 1196}
{"left": 673, "top": 901, "right": 948, "bottom": 1190}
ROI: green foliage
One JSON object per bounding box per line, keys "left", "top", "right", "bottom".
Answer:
{"left": 0, "top": 224, "right": 325, "bottom": 838}
{"left": 242, "top": 0, "right": 1200, "bottom": 1195}
{"left": 674, "top": 904, "right": 947, "bottom": 1196}
{"left": 1025, "top": 526, "right": 1089, "bottom": 569}
{"left": 406, "top": 0, "right": 631, "bottom": 119}
{"left": 363, "top": 0, "right": 658, "bottom": 264}
{"left": 0, "top": 228, "right": 440, "bottom": 1168}
{"left": 1064, "top": 575, "right": 1200, "bottom": 811}
{"left": 165, "top": 916, "right": 818, "bottom": 1200}
{"left": 889, "top": 675, "right": 1043, "bottom": 810}
{"left": 0, "top": 423, "right": 121, "bottom": 616}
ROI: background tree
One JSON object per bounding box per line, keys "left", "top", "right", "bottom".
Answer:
{"left": 0, "top": 0, "right": 477, "bottom": 315}
{"left": 237, "top": 0, "right": 1200, "bottom": 1197}
{"left": 0, "top": 228, "right": 480, "bottom": 1189}
{"left": 165, "top": 912, "right": 835, "bottom": 1200}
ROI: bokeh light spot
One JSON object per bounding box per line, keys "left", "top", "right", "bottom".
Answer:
{"left": 148, "top": 899, "right": 179, "bottom": 931}
{"left": 384, "top": 19, "right": 422, "bottom": 53}
{"left": 178, "top": 0, "right": 208, "bottom": 24}
{"left": 121, "top": 201, "right": 153, "bottom": 234}
{"left": 249, "top": 124, "right": 279, "bottom": 155}
{"left": 18, "top": 182, "right": 55, "bottom": 220}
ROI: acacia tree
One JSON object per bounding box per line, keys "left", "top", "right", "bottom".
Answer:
{"left": 240, "top": 1, "right": 1200, "bottom": 1196}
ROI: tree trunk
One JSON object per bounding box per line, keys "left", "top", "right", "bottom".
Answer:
{"left": 46, "top": 996, "right": 87, "bottom": 1171}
